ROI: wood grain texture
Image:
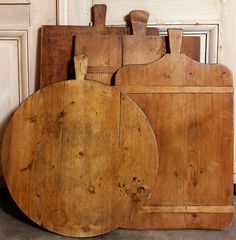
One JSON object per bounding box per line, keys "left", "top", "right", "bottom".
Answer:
{"left": 115, "top": 29, "right": 234, "bottom": 229}
{"left": 74, "top": 10, "right": 165, "bottom": 85}
{"left": 75, "top": 34, "right": 123, "bottom": 85}
{"left": 122, "top": 10, "right": 165, "bottom": 65}
{"left": 2, "top": 55, "right": 158, "bottom": 237}
{"left": 74, "top": 15, "right": 201, "bottom": 86}
{"left": 74, "top": 35, "right": 200, "bottom": 85}
{"left": 40, "top": 6, "right": 160, "bottom": 88}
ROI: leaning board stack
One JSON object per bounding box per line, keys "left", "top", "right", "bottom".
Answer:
{"left": 1, "top": 4, "right": 234, "bottom": 238}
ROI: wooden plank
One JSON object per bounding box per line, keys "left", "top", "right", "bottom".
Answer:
{"left": 123, "top": 212, "right": 234, "bottom": 229}
{"left": 116, "top": 86, "right": 233, "bottom": 94}
{"left": 115, "top": 29, "right": 234, "bottom": 229}
{"left": 2, "top": 55, "right": 158, "bottom": 237}
{"left": 142, "top": 206, "right": 235, "bottom": 213}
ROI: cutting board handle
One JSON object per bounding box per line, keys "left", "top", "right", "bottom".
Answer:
{"left": 92, "top": 4, "right": 107, "bottom": 31}
{"left": 168, "top": 29, "right": 183, "bottom": 54}
{"left": 130, "top": 10, "right": 149, "bottom": 36}
{"left": 74, "top": 55, "right": 88, "bottom": 81}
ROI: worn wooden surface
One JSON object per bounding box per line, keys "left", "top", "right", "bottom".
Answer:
{"left": 122, "top": 10, "right": 165, "bottom": 65}
{"left": 74, "top": 35, "right": 200, "bottom": 84}
{"left": 73, "top": 10, "right": 164, "bottom": 85}
{"left": 75, "top": 11, "right": 200, "bottom": 85}
{"left": 40, "top": 5, "right": 159, "bottom": 88}
{"left": 115, "top": 29, "right": 234, "bottom": 229}
{"left": 2, "top": 55, "right": 158, "bottom": 237}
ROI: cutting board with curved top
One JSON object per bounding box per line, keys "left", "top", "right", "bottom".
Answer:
{"left": 115, "top": 29, "right": 234, "bottom": 229}
{"left": 74, "top": 10, "right": 165, "bottom": 85}
{"left": 40, "top": 5, "right": 160, "bottom": 88}
{"left": 74, "top": 10, "right": 201, "bottom": 86}
{"left": 2, "top": 55, "right": 158, "bottom": 237}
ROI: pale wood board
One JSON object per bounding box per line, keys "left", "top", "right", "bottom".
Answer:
{"left": 2, "top": 55, "right": 158, "bottom": 237}
{"left": 40, "top": 6, "right": 160, "bottom": 88}
{"left": 115, "top": 29, "right": 234, "bottom": 229}
{"left": 74, "top": 10, "right": 165, "bottom": 85}
{"left": 75, "top": 10, "right": 201, "bottom": 85}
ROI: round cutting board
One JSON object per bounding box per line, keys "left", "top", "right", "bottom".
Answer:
{"left": 1, "top": 55, "right": 158, "bottom": 237}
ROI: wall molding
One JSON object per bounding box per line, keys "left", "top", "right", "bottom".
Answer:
{"left": 0, "top": 30, "right": 29, "bottom": 102}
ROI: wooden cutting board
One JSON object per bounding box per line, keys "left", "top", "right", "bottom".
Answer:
{"left": 74, "top": 10, "right": 201, "bottom": 85}
{"left": 40, "top": 5, "right": 159, "bottom": 88}
{"left": 122, "top": 10, "right": 166, "bottom": 65}
{"left": 74, "top": 10, "right": 165, "bottom": 85}
{"left": 115, "top": 29, "right": 234, "bottom": 229}
{"left": 2, "top": 55, "right": 158, "bottom": 237}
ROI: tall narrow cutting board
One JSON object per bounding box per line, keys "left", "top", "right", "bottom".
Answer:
{"left": 2, "top": 55, "right": 158, "bottom": 237}
{"left": 115, "top": 29, "right": 234, "bottom": 229}
{"left": 40, "top": 5, "right": 159, "bottom": 88}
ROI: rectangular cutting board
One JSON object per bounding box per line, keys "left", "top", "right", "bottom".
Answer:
{"left": 74, "top": 10, "right": 165, "bottom": 85}
{"left": 115, "top": 29, "right": 234, "bottom": 229}
{"left": 40, "top": 6, "right": 159, "bottom": 88}
{"left": 74, "top": 11, "right": 200, "bottom": 85}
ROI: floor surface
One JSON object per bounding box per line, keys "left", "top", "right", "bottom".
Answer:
{"left": 0, "top": 189, "right": 236, "bottom": 240}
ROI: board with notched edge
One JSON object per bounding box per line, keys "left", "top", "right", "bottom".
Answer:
{"left": 115, "top": 29, "right": 234, "bottom": 229}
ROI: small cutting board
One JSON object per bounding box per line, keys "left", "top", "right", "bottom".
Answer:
{"left": 115, "top": 29, "right": 234, "bottom": 229}
{"left": 40, "top": 5, "right": 159, "bottom": 88}
{"left": 2, "top": 55, "right": 158, "bottom": 237}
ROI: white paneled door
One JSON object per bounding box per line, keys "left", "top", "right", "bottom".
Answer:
{"left": 0, "top": 40, "right": 19, "bottom": 140}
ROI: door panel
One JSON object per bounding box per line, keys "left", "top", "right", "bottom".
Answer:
{"left": 0, "top": 40, "right": 19, "bottom": 176}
